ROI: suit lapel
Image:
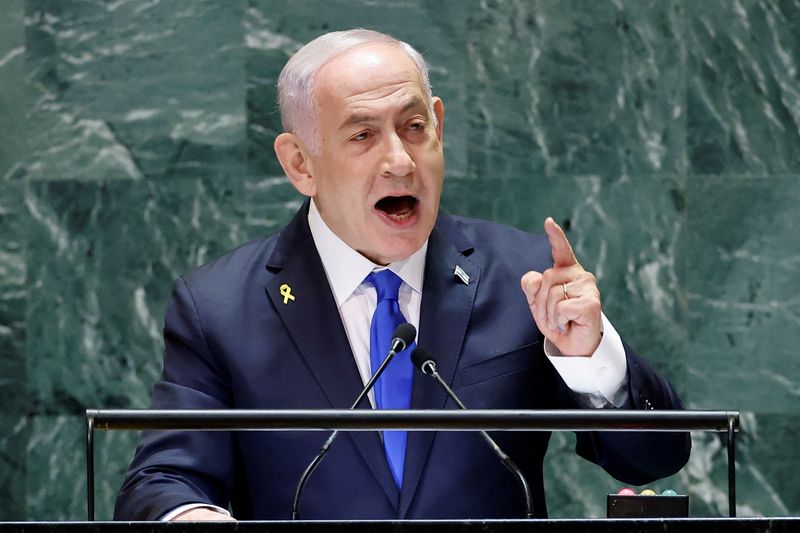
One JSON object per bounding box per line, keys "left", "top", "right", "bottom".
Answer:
{"left": 264, "top": 203, "right": 400, "bottom": 509}
{"left": 398, "top": 214, "right": 481, "bottom": 517}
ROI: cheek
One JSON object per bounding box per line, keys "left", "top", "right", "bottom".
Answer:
{"left": 319, "top": 169, "right": 358, "bottom": 199}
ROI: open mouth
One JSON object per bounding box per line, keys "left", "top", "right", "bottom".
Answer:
{"left": 375, "top": 195, "right": 418, "bottom": 222}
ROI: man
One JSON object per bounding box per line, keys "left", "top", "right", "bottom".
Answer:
{"left": 115, "top": 28, "right": 689, "bottom": 521}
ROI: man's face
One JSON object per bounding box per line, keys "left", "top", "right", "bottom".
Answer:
{"left": 301, "top": 43, "right": 445, "bottom": 265}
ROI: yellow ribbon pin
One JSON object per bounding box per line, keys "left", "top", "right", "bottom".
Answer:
{"left": 279, "top": 283, "right": 295, "bottom": 304}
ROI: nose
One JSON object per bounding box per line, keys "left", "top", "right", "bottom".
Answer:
{"left": 381, "top": 132, "right": 416, "bottom": 178}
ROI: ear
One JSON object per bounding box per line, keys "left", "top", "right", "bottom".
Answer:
{"left": 274, "top": 133, "right": 316, "bottom": 196}
{"left": 432, "top": 97, "right": 445, "bottom": 141}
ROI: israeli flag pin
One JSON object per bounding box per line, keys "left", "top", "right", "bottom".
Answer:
{"left": 453, "top": 265, "right": 470, "bottom": 286}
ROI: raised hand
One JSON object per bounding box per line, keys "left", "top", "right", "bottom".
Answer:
{"left": 520, "top": 217, "right": 602, "bottom": 356}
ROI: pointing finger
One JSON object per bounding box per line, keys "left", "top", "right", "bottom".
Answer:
{"left": 544, "top": 217, "right": 578, "bottom": 268}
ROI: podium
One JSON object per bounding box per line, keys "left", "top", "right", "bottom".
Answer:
{"left": 3, "top": 518, "right": 800, "bottom": 532}
{"left": 86, "top": 409, "right": 739, "bottom": 521}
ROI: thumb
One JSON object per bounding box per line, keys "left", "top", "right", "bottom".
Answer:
{"left": 521, "top": 270, "right": 543, "bottom": 305}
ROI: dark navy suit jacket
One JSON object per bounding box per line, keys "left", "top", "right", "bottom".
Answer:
{"left": 115, "top": 202, "right": 690, "bottom": 520}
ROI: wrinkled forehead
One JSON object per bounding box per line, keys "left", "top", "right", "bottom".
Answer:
{"left": 313, "top": 42, "right": 428, "bottom": 108}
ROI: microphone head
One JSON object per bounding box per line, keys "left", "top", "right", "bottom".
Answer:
{"left": 391, "top": 323, "right": 417, "bottom": 352}
{"left": 410, "top": 347, "right": 436, "bottom": 375}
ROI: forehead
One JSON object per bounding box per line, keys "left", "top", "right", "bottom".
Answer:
{"left": 314, "top": 43, "right": 427, "bottom": 119}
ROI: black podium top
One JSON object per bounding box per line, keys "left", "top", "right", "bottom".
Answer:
{"left": 2, "top": 519, "right": 799, "bottom": 533}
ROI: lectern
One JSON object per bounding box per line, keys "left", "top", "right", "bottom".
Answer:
{"left": 85, "top": 409, "right": 740, "bottom": 520}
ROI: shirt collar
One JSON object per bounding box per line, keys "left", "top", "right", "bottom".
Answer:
{"left": 307, "top": 199, "right": 427, "bottom": 308}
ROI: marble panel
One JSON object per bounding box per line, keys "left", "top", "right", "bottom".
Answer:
{"left": 463, "top": 0, "right": 687, "bottom": 180}
{"left": 684, "top": 176, "right": 800, "bottom": 413}
{"left": 23, "top": 414, "right": 139, "bottom": 521}
{"left": 2, "top": 0, "right": 800, "bottom": 523}
{"left": 0, "top": 182, "right": 28, "bottom": 417}
{"left": 24, "top": 415, "right": 85, "bottom": 520}
{"left": 739, "top": 412, "right": 800, "bottom": 515}
{"left": 243, "top": 174, "right": 305, "bottom": 239}
{"left": 24, "top": 179, "right": 246, "bottom": 414}
{"left": 23, "top": 0, "right": 246, "bottom": 182}
{"left": 0, "top": 416, "right": 27, "bottom": 521}
{"left": 0, "top": 0, "right": 27, "bottom": 181}
{"left": 687, "top": 0, "right": 800, "bottom": 174}
{"left": 684, "top": 411, "right": 800, "bottom": 517}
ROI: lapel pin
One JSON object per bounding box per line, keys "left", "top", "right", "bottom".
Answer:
{"left": 453, "top": 265, "right": 470, "bottom": 286}
{"left": 279, "top": 283, "right": 296, "bottom": 304}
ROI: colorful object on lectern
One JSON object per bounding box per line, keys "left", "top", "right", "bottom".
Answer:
{"left": 661, "top": 489, "right": 678, "bottom": 496}
{"left": 617, "top": 488, "right": 636, "bottom": 495}
{"left": 607, "top": 490, "right": 690, "bottom": 518}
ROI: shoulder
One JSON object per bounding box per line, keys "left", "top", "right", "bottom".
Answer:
{"left": 446, "top": 213, "right": 544, "bottom": 242}
{"left": 181, "top": 201, "right": 311, "bottom": 290}
{"left": 179, "top": 232, "right": 281, "bottom": 300}
{"left": 438, "top": 212, "right": 551, "bottom": 269}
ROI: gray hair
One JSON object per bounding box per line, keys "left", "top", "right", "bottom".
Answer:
{"left": 277, "top": 28, "right": 436, "bottom": 153}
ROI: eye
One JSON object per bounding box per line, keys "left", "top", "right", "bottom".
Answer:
{"left": 407, "top": 120, "right": 426, "bottom": 133}
{"left": 350, "top": 130, "right": 372, "bottom": 142}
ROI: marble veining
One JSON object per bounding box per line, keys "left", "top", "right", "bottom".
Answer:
{"left": 0, "top": 0, "right": 798, "bottom": 521}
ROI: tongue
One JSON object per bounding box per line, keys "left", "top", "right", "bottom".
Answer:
{"left": 377, "top": 196, "right": 416, "bottom": 218}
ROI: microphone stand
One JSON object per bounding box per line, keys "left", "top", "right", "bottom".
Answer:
{"left": 420, "top": 360, "right": 534, "bottom": 519}
{"left": 291, "top": 333, "right": 412, "bottom": 520}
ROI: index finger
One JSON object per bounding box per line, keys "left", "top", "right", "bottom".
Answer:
{"left": 544, "top": 217, "right": 578, "bottom": 267}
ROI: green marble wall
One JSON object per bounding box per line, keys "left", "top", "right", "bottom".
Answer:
{"left": 1, "top": 0, "right": 798, "bottom": 521}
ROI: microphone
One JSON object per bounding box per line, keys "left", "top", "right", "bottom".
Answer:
{"left": 410, "top": 347, "right": 534, "bottom": 519}
{"left": 291, "top": 323, "right": 417, "bottom": 520}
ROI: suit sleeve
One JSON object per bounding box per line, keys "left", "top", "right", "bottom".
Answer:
{"left": 566, "top": 340, "right": 691, "bottom": 486}
{"left": 114, "top": 277, "right": 235, "bottom": 520}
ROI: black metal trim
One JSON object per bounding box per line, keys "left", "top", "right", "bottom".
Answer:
{"left": 85, "top": 409, "right": 740, "bottom": 521}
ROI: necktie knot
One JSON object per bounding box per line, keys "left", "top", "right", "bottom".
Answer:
{"left": 367, "top": 269, "right": 403, "bottom": 302}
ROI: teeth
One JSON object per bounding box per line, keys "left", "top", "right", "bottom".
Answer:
{"left": 387, "top": 208, "right": 412, "bottom": 221}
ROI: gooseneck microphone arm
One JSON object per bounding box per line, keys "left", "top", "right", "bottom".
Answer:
{"left": 291, "top": 323, "right": 416, "bottom": 520}
{"left": 412, "top": 347, "right": 534, "bottom": 519}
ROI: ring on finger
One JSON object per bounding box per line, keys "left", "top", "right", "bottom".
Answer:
{"left": 562, "top": 282, "right": 569, "bottom": 300}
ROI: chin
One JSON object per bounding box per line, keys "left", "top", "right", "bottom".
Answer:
{"left": 375, "top": 237, "right": 427, "bottom": 264}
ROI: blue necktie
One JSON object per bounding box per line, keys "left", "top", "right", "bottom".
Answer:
{"left": 367, "top": 269, "right": 414, "bottom": 489}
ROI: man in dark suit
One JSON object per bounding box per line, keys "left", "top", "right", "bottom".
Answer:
{"left": 115, "top": 28, "right": 689, "bottom": 521}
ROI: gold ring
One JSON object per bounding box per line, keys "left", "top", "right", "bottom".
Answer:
{"left": 562, "top": 283, "right": 569, "bottom": 300}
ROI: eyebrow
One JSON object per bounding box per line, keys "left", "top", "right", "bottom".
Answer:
{"left": 339, "top": 97, "right": 427, "bottom": 129}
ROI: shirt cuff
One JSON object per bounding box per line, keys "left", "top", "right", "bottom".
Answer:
{"left": 544, "top": 313, "right": 629, "bottom": 407}
{"left": 160, "top": 503, "right": 231, "bottom": 522}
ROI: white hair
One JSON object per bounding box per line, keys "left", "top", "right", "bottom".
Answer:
{"left": 277, "top": 28, "right": 436, "bottom": 153}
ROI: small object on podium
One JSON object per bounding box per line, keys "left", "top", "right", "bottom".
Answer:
{"left": 607, "top": 488, "right": 688, "bottom": 518}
